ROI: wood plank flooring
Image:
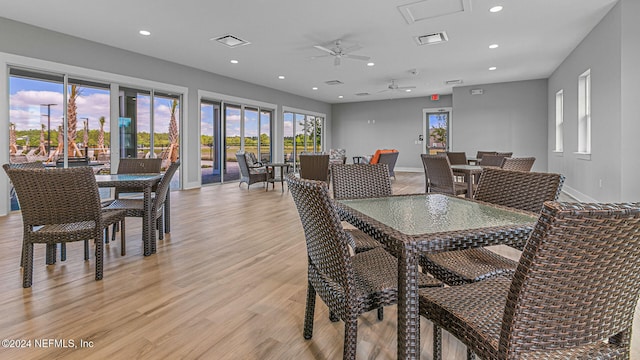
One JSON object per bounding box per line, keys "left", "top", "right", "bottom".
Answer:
{"left": 0, "top": 172, "right": 638, "bottom": 359}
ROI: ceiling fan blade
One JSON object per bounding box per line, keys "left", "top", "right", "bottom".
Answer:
{"left": 313, "top": 45, "right": 336, "bottom": 55}
{"left": 345, "top": 54, "right": 370, "bottom": 61}
{"left": 308, "top": 54, "right": 332, "bottom": 60}
{"left": 397, "top": 86, "right": 417, "bottom": 90}
{"left": 342, "top": 44, "right": 363, "bottom": 53}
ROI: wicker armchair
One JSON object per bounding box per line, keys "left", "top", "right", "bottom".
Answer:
{"left": 329, "top": 148, "right": 347, "bottom": 164}
{"left": 420, "top": 201, "right": 640, "bottom": 360}
{"left": 475, "top": 150, "right": 497, "bottom": 160}
{"left": 103, "top": 161, "right": 180, "bottom": 254}
{"left": 331, "top": 163, "right": 391, "bottom": 253}
{"left": 236, "top": 152, "right": 268, "bottom": 189}
{"left": 421, "top": 154, "right": 468, "bottom": 195}
{"left": 501, "top": 156, "right": 536, "bottom": 171}
{"left": 286, "top": 174, "right": 441, "bottom": 359}
{"left": 420, "top": 168, "right": 565, "bottom": 286}
{"left": 3, "top": 166, "right": 126, "bottom": 287}
{"left": 299, "top": 153, "right": 330, "bottom": 183}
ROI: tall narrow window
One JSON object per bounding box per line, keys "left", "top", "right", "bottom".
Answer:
{"left": 578, "top": 70, "right": 591, "bottom": 154}
{"left": 555, "top": 90, "right": 563, "bottom": 152}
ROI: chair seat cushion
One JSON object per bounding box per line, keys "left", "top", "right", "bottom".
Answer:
{"left": 421, "top": 247, "right": 518, "bottom": 285}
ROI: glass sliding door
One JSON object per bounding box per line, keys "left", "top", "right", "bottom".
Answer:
{"left": 243, "top": 107, "right": 259, "bottom": 156}
{"left": 284, "top": 112, "right": 294, "bottom": 164}
{"left": 201, "top": 101, "right": 221, "bottom": 185}
{"left": 119, "top": 87, "right": 151, "bottom": 159}
{"left": 259, "top": 110, "right": 272, "bottom": 162}
{"left": 283, "top": 110, "right": 325, "bottom": 172}
{"left": 224, "top": 104, "right": 241, "bottom": 182}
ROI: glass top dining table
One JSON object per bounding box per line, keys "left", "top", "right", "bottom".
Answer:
{"left": 335, "top": 193, "right": 538, "bottom": 359}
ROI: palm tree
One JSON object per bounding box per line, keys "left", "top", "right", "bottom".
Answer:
{"left": 167, "top": 99, "right": 179, "bottom": 162}
{"left": 67, "top": 85, "right": 83, "bottom": 156}
{"left": 37, "top": 124, "right": 47, "bottom": 156}
{"left": 9, "top": 122, "right": 18, "bottom": 155}
{"left": 97, "top": 116, "right": 106, "bottom": 153}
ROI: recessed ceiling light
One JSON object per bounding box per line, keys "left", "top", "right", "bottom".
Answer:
{"left": 230, "top": 59, "right": 239, "bottom": 64}
{"left": 278, "top": 75, "right": 285, "bottom": 80}
{"left": 489, "top": 5, "right": 503, "bottom": 13}
{"left": 367, "top": 62, "right": 375, "bottom": 67}
{"left": 405, "top": 89, "right": 412, "bottom": 92}
{"left": 489, "top": 44, "right": 499, "bottom": 49}
{"left": 139, "top": 30, "right": 151, "bottom": 36}
{"left": 338, "top": 95, "right": 344, "bottom": 99}
{"left": 489, "top": 66, "right": 497, "bottom": 71}
{"left": 312, "top": 87, "right": 318, "bottom": 90}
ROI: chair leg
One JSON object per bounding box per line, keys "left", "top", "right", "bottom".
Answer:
{"left": 105, "top": 226, "right": 110, "bottom": 244}
{"left": 343, "top": 316, "right": 358, "bottom": 360}
{"left": 158, "top": 216, "right": 164, "bottom": 240}
{"left": 377, "top": 307, "right": 384, "bottom": 321}
{"left": 120, "top": 220, "right": 126, "bottom": 256}
{"left": 84, "top": 240, "right": 90, "bottom": 261}
{"left": 60, "top": 243, "right": 66, "bottom": 262}
{"left": 94, "top": 238, "right": 103, "bottom": 281}
{"left": 433, "top": 324, "right": 443, "bottom": 360}
{"left": 22, "top": 242, "right": 34, "bottom": 288}
{"left": 45, "top": 243, "right": 56, "bottom": 265}
{"left": 303, "top": 281, "right": 316, "bottom": 340}
{"left": 467, "top": 347, "right": 477, "bottom": 360}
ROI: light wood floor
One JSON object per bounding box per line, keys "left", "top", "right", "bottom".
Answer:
{"left": 0, "top": 172, "right": 638, "bottom": 359}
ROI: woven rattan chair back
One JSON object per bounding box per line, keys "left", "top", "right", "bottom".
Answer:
{"left": 299, "top": 154, "right": 330, "bottom": 183}
{"left": 421, "top": 154, "right": 458, "bottom": 195}
{"left": 500, "top": 157, "right": 535, "bottom": 172}
{"left": 445, "top": 152, "right": 467, "bottom": 165}
{"left": 377, "top": 151, "right": 399, "bottom": 178}
{"left": 331, "top": 163, "right": 392, "bottom": 200}
{"left": 475, "top": 151, "right": 497, "bottom": 159}
{"left": 117, "top": 158, "right": 162, "bottom": 174}
{"left": 479, "top": 154, "right": 509, "bottom": 167}
{"left": 474, "top": 168, "right": 564, "bottom": 214}
{"left": 236, "top": 152, "right": 267, "bottom": 189}
{"left": 3, "top": 166, "right": 114, "bottom": 287}
{"left": 152, "top": 160, "right": 179, "bottom": 215}
{"left": 5, "top": 161, "right": 45, "bottom": 169}
{"left": 500, "top": 201, "right": 640, "bottom": 358}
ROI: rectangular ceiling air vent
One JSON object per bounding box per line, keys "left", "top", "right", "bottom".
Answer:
{"left": 415, "top": 32, "right": 449, "bottom": 46}
{"left": 211, "top": 34, "right": 251, "bottom": 48}
{"left": 325, "top": 80, "right": 344, "bottom": 86}
{"left": 355, "top": 92, "right": 370, "bottom": 96}
{"left": 445, "top": 79, "right": 463, "bottom": 85}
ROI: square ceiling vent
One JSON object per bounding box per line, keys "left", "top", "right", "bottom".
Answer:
{"left": 415, "top": 32, "right": 448, "bottom": 46}
{"left": 398, "top": 0, "right": 471, "bottom": 24}
{"left": 211, "top": 34, "right": 251, "bottom": 48}
{"left": 325, "top": 80, "right": 344, "bottom": 86}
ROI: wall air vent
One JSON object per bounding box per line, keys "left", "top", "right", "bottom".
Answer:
{"left": 325, "top": 80, "right": 344, "bottom": 86}
{"left": 415, "top": 32, "right": 449, "bottom": 46}
{"left": 445, "top": 79, "right": 463, "bottom": 85}
{"left": 211, "top": 34, "right": 251, "bottom": 48}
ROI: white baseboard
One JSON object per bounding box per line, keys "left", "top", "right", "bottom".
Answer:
{"left": 560, "top": 185, "right": 599, "bottom": 203}
{"left": 396, "top": 167, "right": 423, "bottom": 173}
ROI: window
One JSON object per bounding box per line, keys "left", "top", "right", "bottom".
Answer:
{"left": 555, "top": 90, "right": 563, "bottom": 152}
{"left": 577, "top": 70, "right": 591, "bottom": 154}
{"left": 283, "top": 110, "right": 325, "bottom": 172}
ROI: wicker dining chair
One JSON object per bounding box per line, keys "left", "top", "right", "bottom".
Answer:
{"left": 445, "top": 151, "right": 467, "bottom": 165}
{"left": 475, "top": 150, "right": 497, "bottom": 160}
{"left": 114, "top": 158, "right": 163, "bottom": 197}
{"left": 421, "top": 154, "right": 468, "bottom": 196}
{"left": 299, "top": 153, "right": 330, "bottom": 183}
{"left": 478, "top": 154, "right": 510, "bottom": 167}
{"left": 103, "top": 161, "right": 180, "bottom": 254}
{"left": 500, "top": 156, "right": 536, "bottom": 171}
{"left": 3, "top": 166, "right": 126, "bottom": 287}
{"left": 420, "top": 201, "right": 640, "bottom": 360}
{"left": 331, "top": 163, "right": 391, "bottom": 254}
{"left": 286, "top": 174, "right": 442, "bottom": 360}
{"left": 420, "top": 168, "right": 565, "bottom": 286}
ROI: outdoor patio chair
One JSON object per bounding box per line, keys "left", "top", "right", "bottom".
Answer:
{"left": 286, "top": 174, "right": 442, "bottom": 360}
{"left": 329, "top": 148, "right": 347, "bottom": 164}
{"left": 421, "top": 154, "right": 468, "bottom": 196}
{"left": 3, "top": 165, "right": 126, "bottom": 287}
{"left": 420, "top": 201, "right": 640, "bottom": 360}
{"left": 420, "top": 168, "right": 565, "bottom": 286}
{"left": 500, "top": 156, "right": 536, "bottom": 171}
{"left": 236, "top": 152, "right": 268, "bottom": 189}
{"left": 331, "top": 163, "right": 391, "bottom": 253}
{"left": 103, "top": 161, "right": 180, "bottom": 254}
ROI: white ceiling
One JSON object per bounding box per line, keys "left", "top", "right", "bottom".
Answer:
{"left": 0, "top": 0, "right": 618, "bottom": 104}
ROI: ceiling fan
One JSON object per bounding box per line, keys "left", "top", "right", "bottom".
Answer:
{"left": 312, "top": 39, "right": 370, "bottom": 66}
{"left": 380, "top": 80, "right": 416, "bottom": 92}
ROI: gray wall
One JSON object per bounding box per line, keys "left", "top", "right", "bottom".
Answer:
{"left": 547, "top": 2, "right": 624, "bottom": 202}
{"left": 331, "top": 96, "right": 452, "bottom": 170}
{"left": 451, "top": 80, "right": 549, "bottom": 172}
{"left": 0, "top": 17, "right": 332, "bottom": 214}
